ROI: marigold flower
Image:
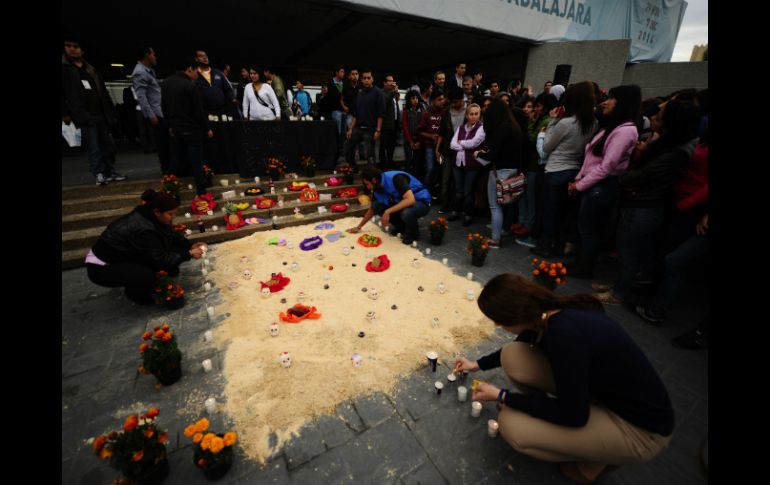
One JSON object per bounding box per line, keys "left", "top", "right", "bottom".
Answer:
{"left": 201, "top": 433, "right": 216, "bottom": 451}
{"left": 210, "top": 437, "right": 225, "bottom": 454}
{"left": 92, "top": 435, "right": 107, "bottom": 453}
{"left": 533, "top": 270, "right": 540, "bottom": 276}
{"left": 223, "top": 432, "right": 237, "bottom": 447}
{"left": 139, "top": 343, "right": 149, "bottom": 353}
{"left": 131, "top": 450, "right": 144, "bottom": 462}
{"left": 108, "top": 431, "right": 118, "bottom": 440}
{"left": 161, "top": 333, "right": 172, "bottom": 342}
{"left": 162, "top": 323, "right": 170, "bottom": 331}
{"left": 556, "top": 262, "right": 563, "bottom": 268}
{"left": 145, "top": 408, "right": 160, "bottom": 419}
{"left": 195, "top": 418, "right": 210, "bottom": 433}
{"left": 99, "top": 448, "right": 113, "bottom": 460}
{"left": 153, "top": 325, "right": 161, "bottom": 331}
{"left": 556, "top": 278, "right": 561, "bottom": 284}
{"left": 533, "top": 258, "right": 539, "bottom": 264}
{"left": 193, "top": 432, "right": 203, "bottom": 444}
{"left": 123, "top": 415, "right": 139, "bottom": 432}
{"left": 184, "top": 425, "right": 196, "bottom": 437}
{"left": 561, "top": 268, "right": 567, "bottom": 275}
{"left": 549, "top": 270, "right": 557, "bottom": 276}
{"left": 144, "top": 428, "right": 154, "bottom": 439}
{"left": 158, "top": 432, "right": 168, "bottom": 444}
{"left": 142, "top": 331, "right": 152, "bottom": 340}
{"left": 154, "top": 329, "right": 164, "bottom": 338}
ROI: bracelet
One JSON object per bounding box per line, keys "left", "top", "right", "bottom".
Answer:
{"left": 497, "top": 389, "right": 508, "bottom": 403}
{"left": 299, "top": 236, "right": 323, "bottom": 251}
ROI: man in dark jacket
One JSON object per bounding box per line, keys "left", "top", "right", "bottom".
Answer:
{"left": 87, "top": 190, "right": 206, "bottom": 305}
{"left": 62, "top": 39, "right": 125, "bottom": 185}
{"left": 193, "top": 50, "right": 237, "bottom": 117}
{"left": 162, "top": 58, "right": 213, "bottom": 196}
{"left": 379, "top": 74, "right": 400, "bottom": 169}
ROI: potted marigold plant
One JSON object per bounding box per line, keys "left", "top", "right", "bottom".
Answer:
{"left": 154, "top": 271, "right": 185, "bottom": 309}
{"left": 160, "top": 175, "right": 181, "bottom": 201}
{"left": 300, "top": 154, "right": 316, "bottom": 177}
{"left": 266, "top": 157, "right": 286, "bottom": 181}
{"left": 466, "top": 233, "right": 489, "bottom": 267}
{"left": 184, "top": 418, "right": 238, "bottom": 480}
{"left": 92, "top": 408, "right": 170, "bottom": 485}
{"left": 336, "top": 163, "right": 355, "bottom": 184}
{"left": 139, "top": 322, "right": 183, "bottom": 385}
{"left": 428, "top": 217, "right": 449, "bottom": 245}
{"left": 203, "top": 164, "right": 214, "bottom": 187}
{"left": 531, "top": 259, "right": 567, "bottom": 291}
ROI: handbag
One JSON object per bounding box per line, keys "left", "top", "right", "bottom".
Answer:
{"left": 492, "top": 166, "right": 526, "bottom": 205}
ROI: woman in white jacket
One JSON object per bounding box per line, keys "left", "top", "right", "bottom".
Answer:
{"left": 449, "top": 103, "right": 486, "bottom": 226}
{"left": 242, "top": 66, "right": 280, "bottom": 121}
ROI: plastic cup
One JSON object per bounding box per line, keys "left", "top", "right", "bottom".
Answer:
{"left": 471, "top": 401, "right": 482, "bottom": 417}
{"left": 434, "top": 381, "right": 444, "bottom": 395}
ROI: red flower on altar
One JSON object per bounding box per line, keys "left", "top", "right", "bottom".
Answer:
{"left": 255, "top": 197, "right": 276, "bottom": 209}
{"left": 335, "top": 187, "right": 359, "bottom": 198}
{"left": 260, "top": 272, "right": 291, "bottom": 293}
{"left": 365, "top": 254, "right": 391, "bottom": 272}
{"left": 279, "top": 304, "right": 322, "bottom": 323}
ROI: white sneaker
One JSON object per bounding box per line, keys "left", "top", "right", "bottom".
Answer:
{"left": 95, "top": 173, "right": 108, "bottom": 186}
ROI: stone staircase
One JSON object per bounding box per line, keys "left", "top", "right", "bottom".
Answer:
{"left": 62, "top": 172, "right": 368, "bottom": 270}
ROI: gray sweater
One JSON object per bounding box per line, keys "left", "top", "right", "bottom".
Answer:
{"left": 542, "top": 116, "right": 597, "bottom": 173}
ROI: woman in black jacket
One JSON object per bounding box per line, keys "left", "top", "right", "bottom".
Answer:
{"left": 597, "top": 99, "right": 700, "bottom": 305}
{"left": 86, "top": 190, "right": 206, "bottom": 305}
{"left": 475, "top": 99, "right": 522, "bottom": 247}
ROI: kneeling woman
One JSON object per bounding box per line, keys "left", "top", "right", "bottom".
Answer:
{"left": 455, "top": 273, "right": 673, "bottom": 483}
{"left": 86, "top": 189, "right": 206, "bottom": 305}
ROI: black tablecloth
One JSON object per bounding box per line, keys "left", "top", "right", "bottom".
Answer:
{"left": 206, "top": 120, "right": 339, "bottom": 177}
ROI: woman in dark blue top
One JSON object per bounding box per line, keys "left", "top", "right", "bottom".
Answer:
{"left": 455, "top": 273, "right": 673, "bottom": 483}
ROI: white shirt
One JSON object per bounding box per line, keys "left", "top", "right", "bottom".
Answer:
{"left": 243, "top": 83, "right": 280, "bottom": 121}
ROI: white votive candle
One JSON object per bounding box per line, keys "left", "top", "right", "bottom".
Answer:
{"left": 185, "top": 229, "right": 192, "bottom": 236}
{"left": 203, "top": 330, "right": 213, "bottom": 342}
{"left": 212, "top": 225, "right": 219, "bottom": 231}
{"left": 204, "top": 397, "right": 217, "bottom": 414}
{"left": 203, "top": 258, "right": 210, "bottom": 266}
{"left": 204, "top": 282, "right": 211, "bottom": 291}
{"left": 487, "top": 419, "right": 499, "bottom": 437}
{"left": 412, "top": 241, "right": 418, "bottom": 248}
{"left": 201, "top": 268, "right": 208, "bottom": 276}
{"left": 220, "top": 179, "right": 229, "bottom": 187}
{"left": 447, "top": 373, "right": 457, "bottom": 384}
{"left": 206, "top": 306, "right": 215, "bottom": 317}
{"left": 442, "top": 257, "right": 448, "bottom": 265}
{"left": 201, "top": 359, "right": 213, "bottom": 372}
{"left": 185, "top": 212, "right": 191, "bottom": 218}
{"left": 471, "top": 401, "right": 482, "bottom": 417}
{"left": 457, "top": 385, "right": 468, "bottom": 402}
{"left": 188, "top": 184, "right": 194, "bottom": 190}
{"left": 207, "top": 210, "right": 213, "bottom": 216}
{"left": 254, "top": 176, "right": 261, "bottom": 183}
{"left": 466, "top": 272, "right": 473, "bottom": 280}
{"left": 425, "top": 248, "right": 431, "bottom": 255}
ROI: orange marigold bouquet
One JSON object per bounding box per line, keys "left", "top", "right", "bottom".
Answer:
{"left": 160, "top": 174, "right": 181, "bottom": 199}
{"left": 266, "top": 157, "right": 286, "bottom": 179}
{"left": 466, "top": 233, "right": 489, "bottom": 256}
{"left": 138, "top": 322, "right": 182, "bottom": 384}
{"left": 429, "top": 217, "right": 449, "bottom": 238}
{"left": 184, "top": 418, "right": 237, "bottom": 478}
{"left": 91, "top": 408, "right": 169, "bottom": 482}
{"left": 531, "top": 258, "right": 567, "bottom": 290}
{"left": 154, "top": 270, "right": 185, "bottom": 305}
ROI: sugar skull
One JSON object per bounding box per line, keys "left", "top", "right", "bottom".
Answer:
{"left": 261, "top": 287, "right": 271, "bottom": 298}
{"left": 243, "top": 269, "right": 252, "bottom": 280}
{"left": 437, "top": 282, "right": 447, "bottom": 294}
{"left": 466, "top": 289, "right": 476, "bottom": 301}
{"left": 279, "top": 352, "right": 291, "bottom": 368}
{"left": 368, "top": 288, "right": 379, "bottom": 300}
{"left": 269, "top": 323, "right": 279, "bottom": 337}
{"left": 291, "top": 262, "right": 299, "bottom": 272}
{"left": 431, "top": 317, "right": 440, "bottom": 328}
{"left": 342, "top": 247, "right": 350, "bottom": 256}
{"left": 351, "top": 353, "right": 363, "bottom": 367}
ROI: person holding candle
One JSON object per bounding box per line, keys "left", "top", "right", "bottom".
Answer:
{"left": 454, "top": 273, "right": 673, "bottom": 483}
{"left": 85, "top": 189, "right": 206, "bottom": 306}
{"left": 346, "top": 166, "right": 431, "bottom": 245}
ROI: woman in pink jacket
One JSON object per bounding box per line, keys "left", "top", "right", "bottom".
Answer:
{"left": 568, "top": 85, "right": 642, "bottom": 279}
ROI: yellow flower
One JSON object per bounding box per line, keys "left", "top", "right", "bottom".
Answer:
{"left": 200, "top": 433, "right": 216, "bottom": 451}
{"left": 223, "top": 432, "right": 237, "bottom": 447}
{"left": 210, "top": 436, "right": 225, "bottom": 454}
{"left": 194, "top": 418, "right": 210, "bottom": 433}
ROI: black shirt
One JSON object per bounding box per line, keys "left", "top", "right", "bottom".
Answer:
{"left": 392, "top": 174, "right": 410, "bottom": 195}
{"left": 76, "top": 65, "right": 103, "bottom": 117}
{"left": 354, "top": 87, "right": 385, "bottom": 128}
{"left": 343, "top": 82, "right": 361, "bottom": 116}
{"left": 477, "top": 309, "right": 674, "bottom": 436}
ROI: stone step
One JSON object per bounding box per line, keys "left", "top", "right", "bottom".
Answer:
{"left": 62, "top": 183, "right": 363, "bottom": 230}
{"left": 62, "top": 196, "right": 363, "bottom": 251}
{"left": 61, "top": 205, "right": 369, "bottom": 270}
{"left": 61, "top": 172, "right": 354, "bottom": 202}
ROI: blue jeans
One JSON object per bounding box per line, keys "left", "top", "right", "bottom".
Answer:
{"left": 423, "top": 148, "right": 437, "bottom": 187}
{"left": 542, "top": 169, "right": 579, "bottom": 244}
{"left": 332, "top": 110, "right": 347, "bottom": 154}
{"left": 650, "top": 233, "right": 708, "bottom": 313}
{"left": 372, "top": 200, "right": 430, "bottom": 241}
{"left": 81, "top": 116, "right": 116, "bottom": 177}
{"left": 612, "top": 207, "right": 665, "bottom": 298}
{"left": 452, "top": 167, "right": 479, "bottom": 216}
{"left": 576, "top": 176, "right": 619, "bottom": 273}
{"left": 517, "top": 171, "right": 538, "bottom": 230}
{"left": 487, "top": 168, "right": 518, "bottom": 241}
{"left": 170, "top": 137, "right": 206, "bottom": 195}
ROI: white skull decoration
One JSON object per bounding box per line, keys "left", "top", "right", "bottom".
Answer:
{"left": 261, "top": 287, "right": 271, "bottom": 298}
{"left": 269, "top": 323, "right": 279, "bottom": 337}
{"left": 297, "top": 291, "right": 306, "bottom": 301}
{"left": 279, "top": 352, "right": 291, "bottom": 368}
{"left": 466, "top": 289, "right": 476, "bottom": 301}
{"left": 411, "top": 258, "right": 421, "bottom": 268}
{"left": 351, "top": 353, "right": 363, "bottom": 367}
{"left": 368, "top": 288, "right": 379, "bottom": 300}
{"left": 437, "top": 282, "right": 447, "bottom": 294}
{"left": 243, "top": 269, "right": 252, "bottom": 280}
{"left": 291, "top": 262, "right": 299, "bottom": 272}
{"left": 342, "top": 247, "right": 351, "bottom": 256}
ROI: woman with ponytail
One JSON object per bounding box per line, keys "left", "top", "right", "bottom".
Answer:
{"left": 455, "top": 273, "right": 673, "bottom": 483}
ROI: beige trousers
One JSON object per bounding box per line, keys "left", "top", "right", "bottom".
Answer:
{"left": 497, "top": 342, "right": 671, "bottom": 465}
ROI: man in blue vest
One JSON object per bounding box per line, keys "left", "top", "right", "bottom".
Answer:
{"left": 347, "top": 166, "right": 431, "bottom": 245}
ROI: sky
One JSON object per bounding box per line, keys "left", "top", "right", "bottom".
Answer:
{"left": 670, "top": 0, "right": 708, "bottom": 61}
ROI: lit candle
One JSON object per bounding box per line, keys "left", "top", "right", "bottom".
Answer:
{"left": 204, "top": 282, "right": 211, "bottom": 291}
{"left": 207, "top": 210, "right": 213, "bottom": 216}
{"left": 203, "top": 330, "right": 213, "bottom": 342}
{"left": 412, "top": 241, "right": 418, "bottom": 248}
{"left": 324, "top": 183, "right": 328, "bottom": 187}
{"left": 283, "top": 187, "right": 288, "bottom": 192}
{"left": 235, "top": 180, "right": 241, "bottom": 185}
{"left": 188, "top": 184, "right": 193, "bottom": 190}
{"left": 204, "top": 397, "right": 217, "bottom": 414}
{"left": 185, "top": 229, "right": 192, "bottom": 236}
{"left": 201, "top": 359, "right": 213, "bottom": 372}
{"left": 425, "top": 248, "right": 431, "bottom": 255}
{"left": 466, "top": 272, "right": 473, "bottom": 280}
{"left": 442, "top": 257, "right": 448, "bottom": 265}
{"left": 206, "top": 306, "right": 215, "bottom": 318}
{"left": 203, "top": 258, "right": 210, "bottom": 266}
{"left": 457, "top": 385, "right": 468, "bottom": 402}
{"left": 240, "top": 192, "right": 245, "bottom": 197}
{"left": 185, "top": 212, "right": 191, "bottom": 218}
{"left": 466, "top": 289, "right": 475, "bottom": 301}
{"left": 434, "top": 381, "right": 444, "bottom": 395}
{"left": 447, "top": 373, "right": 457, "bottom": 384}
{"left": 252, "top": 204, "right": 257, "bottom": 210}
{"left": 487, "top": 419, "right": 499, "bottom": 437}
{"left": 220, "top": 179, "right": 229, "bottom": 187}
{"left": 212, "top": 225, "right": 219, "bottom": 231}
{"left": 201, "top": 268, "right": 208, "bottom": 276}
{"left": 471, "top": 401, "right": 482, "bottom": 417}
